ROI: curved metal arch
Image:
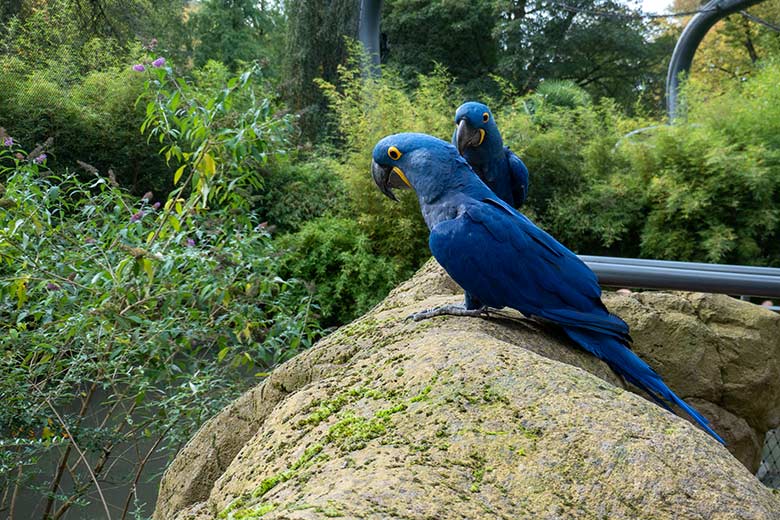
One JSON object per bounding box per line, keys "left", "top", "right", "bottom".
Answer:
{"left": 666, "top": 0, "right": 766, "bottom": 121}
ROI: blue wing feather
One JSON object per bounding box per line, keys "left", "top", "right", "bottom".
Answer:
{"left": 506, "top": 148, "right": 529, "bottom": 206}
{"left": 429, "top": 199, "right": 723, "bottom": 443}
{"left": 431, "top": 200, "right": 627, "bottom": 338}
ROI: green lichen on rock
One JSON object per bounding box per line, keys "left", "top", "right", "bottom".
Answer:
{"left": 468, "top": 453, "right": 488, "bottom": 493}
{"left": 251, "top": 443, "right": 324, "bottom": 499}
{"left": 296, "top": 394, "right": 351, "bottom": 429}
{"left": 221, "top": 502, "right": 276, "bottom": 520}
{"left": 325, "top": 413, "right": 389, "bottom": 452}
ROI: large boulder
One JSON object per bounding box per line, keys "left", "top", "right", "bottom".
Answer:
{"left": 154, "top": 259, "right": 780, "bottom": 520}
{"left": 604, "top": 291, "right": 780, "bottom": 471}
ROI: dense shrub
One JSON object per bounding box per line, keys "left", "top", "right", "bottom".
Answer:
{"left": 255, "top": 158, "right": 348, "bottom": 234}
{"left": 0, "top": 56, "right": 170, "bottom": 195}
{"left": 278, "top": 217, "right": 401, "bottom": 327}
{"left": 529, "top": 64, "right": 780, "bottom": 264}
{"left": 0, "top": 63, "right": 318, "bottom": 518}
{"left": 316, "top": 50, "right": 459, "bottom": 271}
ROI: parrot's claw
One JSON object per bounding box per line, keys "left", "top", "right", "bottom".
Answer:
{"left": 407, "top": 303, "right": 489, "bottom": 322}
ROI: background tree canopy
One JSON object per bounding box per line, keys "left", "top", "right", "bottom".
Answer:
{"left": 282, "top": 0, "right": 679, "bottom": 132}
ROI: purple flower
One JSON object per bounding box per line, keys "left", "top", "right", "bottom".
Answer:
{"left": 186, "top": 238, "right": 195, "bottom": 247}
{"left": 152, "top": 201, "right": 161, "bottom": 210}
{"left": 33, "top": 153, "right": 46, "bottom": 164}
{"left": 3, "top": 137, "right": 13, "bottom": 147}
{"left": 130, "top": 211, "right": 145, "bottom": 222}
{"left": 132, "top": 64, "right": 146, "bottom": 72}
{"left": 46, "top": 283, "right": 61, "bottom": 291}
{"left": 152, "top": 57, "right": 166, "bottom": 68}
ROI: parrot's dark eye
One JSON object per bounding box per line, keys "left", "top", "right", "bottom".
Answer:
{"left": 482, "top": 112, "right": 489, "bottom": 123}
{"left": 387, "top": 146, "right": 402, "bottom": 161}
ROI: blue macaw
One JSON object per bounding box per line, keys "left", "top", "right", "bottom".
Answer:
{"left": 371, "top": 132, "right": 724, "bottom": 444}
{"left": 453, "top": 101, "right": 529, "bottom": 208}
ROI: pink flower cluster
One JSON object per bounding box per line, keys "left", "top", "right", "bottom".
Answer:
{"left": 132, "top": 57, "right": 165, "bottom": 72}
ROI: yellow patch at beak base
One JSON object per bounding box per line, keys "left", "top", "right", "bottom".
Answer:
{"left": 392, "top": 166, "right": 412, "bottom": 188}
{"left": 477, "top": 128, "right": 486, "bottom": 146}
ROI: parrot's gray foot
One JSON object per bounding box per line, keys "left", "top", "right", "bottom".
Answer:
{"left": 407, "top": 303, "right": 489, "bottom": 322}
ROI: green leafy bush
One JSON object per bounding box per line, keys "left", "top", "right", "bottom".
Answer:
{"left": 0, "top": 56, "right": 171, "bottom": 195}
{"left": 527, "top": 64, "right": 780, "bottom": 264}
{"left": 254, "top": 158, "right": 348, "bottom": 234}
{"left": 316, "top": 49, "right": 458, "bottom": 271}
{"left": 271, "top": 50, "right": 465, "bottom": 325}
{"left": 0, "top": 62, "right": 318, "bottom": 517}
{"left": 278, "top": 217, "right": 401, "bottom": 327}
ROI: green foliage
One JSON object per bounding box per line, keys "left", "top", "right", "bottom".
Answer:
{"left": 634, "top": 65, "right": 780, "bottom": 264}
{"left": 139, "top": 61, "right": 292, "bottom": 217}
{"left": 531, "top": 63, "right": 780, "bottom": 264}
{"left": 497, "top": 92, "right": 633, "bottom": 225}
{"left": 0, "top": 55, "right": 172, "bottom": 194}
{"left": 0, "top": 0, "right": 187, "bottom": 67}
{"left": 281, "top": 0, "right": 360, "bottom": 138}
{"left": 533, "top": 80, "right": 592, "bottom": 110}
{"left": 0, "top": 63, "right": 319, "bottom": 517}
{"left": 254, "top": 158, "right": 348, "bottom": 234}
{"left": 683, "top": 2, "right": 780, "bottom": 92}
{"left": 377, "top": 0, "right": 674, "bottom": 109}
{"left": 493, "top": 0, "right": 674, "bottom": 108}
{"left": 189, "top": 0, "right": 285, "bottom": 73}
{"left": 278, "top": 217, "right": 400, "bottom": 327}
{"left": 0, "top": 0, "right": 288, "bottom": 199}
{"left": 381, "top": 0, "right": 498, "bottom": 95}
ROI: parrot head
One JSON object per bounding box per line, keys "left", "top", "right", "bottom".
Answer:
{"left": 453, "top": 101, "right": 499, "bottom": 155}
{"left": 371, "top": 132, "right": 464, "bottom": 201}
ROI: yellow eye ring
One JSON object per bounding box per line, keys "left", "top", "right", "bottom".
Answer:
{"left": 388, "top": 146, "right": 402, "bottom": 160}
{"left": 482, "top": 112, "right": 489, "bottom": 123}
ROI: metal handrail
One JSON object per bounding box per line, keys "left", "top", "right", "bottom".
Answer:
{"left": 580, "top": 255, "right": 780, "bottom": 277}
{"left": 581, "top": 256, "right": 780, "bottom": 298}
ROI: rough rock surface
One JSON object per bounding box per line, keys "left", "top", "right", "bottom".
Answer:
{"left": 604, "top": 291, "right": 780, "bottom": 471}
{"left": 154, "top": 259, "right": 780, "bottom": 520}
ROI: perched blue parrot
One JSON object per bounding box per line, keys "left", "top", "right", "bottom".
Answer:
{"left": 371, "top": 132, "right": 724, "bottom": 444}
{"left": 453, "top": 101, "right": 529, "bottom": 208}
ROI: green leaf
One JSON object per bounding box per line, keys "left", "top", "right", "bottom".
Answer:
{"left": 142, "top": 258, "right": 154, "bottom": 283}
{"left": 173, "top": 165, "right": 186, "bottom": 185}
{"left": 169, "top": 215, "right": 181, "bottom": 232}
{"left": 202, "top": 153, "right": 216, "bottom": 177}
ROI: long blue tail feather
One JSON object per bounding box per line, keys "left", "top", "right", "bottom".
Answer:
{"left": 563, "top": 327, "right": 725, "bottom": 445}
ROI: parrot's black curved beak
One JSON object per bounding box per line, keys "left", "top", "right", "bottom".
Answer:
{"left": 372, "top": 160, "right": 411, "bottom": 201}
{"left": 455, "top": 119, "right": 485, "bottom": 155}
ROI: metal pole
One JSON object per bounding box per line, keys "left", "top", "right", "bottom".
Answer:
{"left": 358, "top": 0, "right": 383, "bottom": 71}
{"left": 580, "top": 255, "right": 780, "bottom": 277}
{"left": 580, "top": 257, "right": 780, "bottom": 298}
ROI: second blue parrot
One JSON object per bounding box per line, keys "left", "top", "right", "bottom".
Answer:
{"left": 453, "top": 101, "right": 529, "bottom": 208}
